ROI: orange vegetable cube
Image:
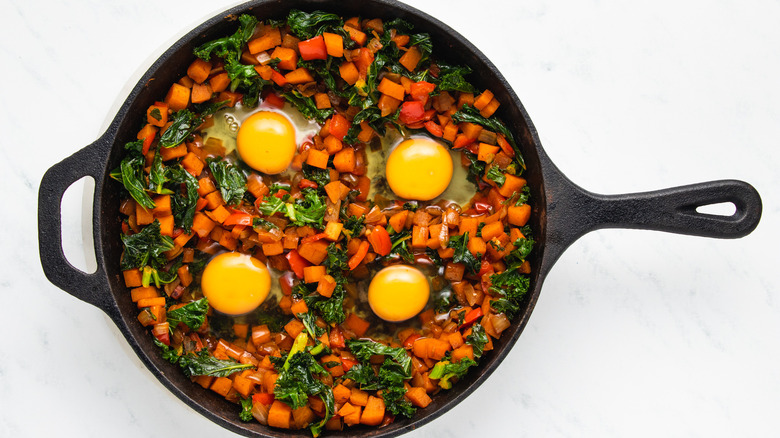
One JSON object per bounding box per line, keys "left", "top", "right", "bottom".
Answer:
{"left": 306, "top": 148, "right": 329, "bottom": 169}
{"left": 480, "top": 98, "right": 500, "bottom": 118}
{"left": 268, "top": 400, "right": 292, "bottom": 429}
{"left": 209, "top": 72, "right": 230, "bottom": 93}
{"left": 498, "top": 174, "right": 528, "bottom": 197}
{"left": 344, "top": 313, "right": 370, "bottom": 337}
{"left": 508, "top": 203, "right": 532, "bottom": 226}
{"left": 187, "top": 58, "right": 212, "bottom": 84}
{"left": 314, "top": 92, "right": 331, "bottom": 109}
{"left": 164, "top": 83, "right": 190, "bottom": 111}
{"left": 284, "top": 67, "right": 315, "bottom": 85}
{"left": 474, "top": 89, "right": 495, "bottom": 110}
{"left": 122, "top": 269, "right": 143, "bottom": 288}
{"left": 317, "top": 275, "right": 337, "bottom": 298}
{"left": 270, "top": 46, "right": 298, "bottom": 70}
{"left": 159, "top": 143, "right": 187, "bottom": 161}
{"left": 303, "top": 265, "right": 326, "bottom": 284}
{"left": 181, "top": 152, "right": 204, "bottom": 176}
{"left": 477, "top": 143, "right": 500, "bottom": 163}
{"left": 339, "top": 61, "right": 360, "bottom": 85}
{"left": 399, "top": 46, "right": 422, "bottom": 71}
{"left": 377, "top": 77, "right": 405, "bottom": 101}
{"left": 146, "top": 103, "right": 168, "bottom": 127}
{"left": 360, "top": 396, "right": 386, "bottom": 426}
{"left": 248, "top": 28, "right": 282, "bottom": 53}
{"left": 209, "top": 376, "right": 233, "bottom": 397}
{"left": 323, "top": 221, "right": 343, "bottom": 241}
{"left": 323, "top": 32, "right": 344, "bottom": 57}
{"left": 333, "top": 147, "right": 356, "bottom": 173}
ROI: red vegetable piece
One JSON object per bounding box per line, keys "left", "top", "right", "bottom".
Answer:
{"left": 460, "top": 307, "right": 484, "bottom": 329}
{"left": 348, "top": 240, "right": 370, "bottom": 270}
{"left": 298, "top": 35, "right": 328, "bottom": 61}
{"left": 329, "top": 113, "right": 350, "bottom": 140}
{"left": 398, "top": 101, "right": 425, "bottom": 125}
{"left": 285, "top": 249, "right": 311, "bottom": 279}
{"left": 222, "top": 212, "right": 253, "bottom": 227}
{"left": 366, "top": 225, "right": 392, "bottom": 256}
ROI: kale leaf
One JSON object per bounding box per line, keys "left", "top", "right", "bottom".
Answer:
{"left": 167, "top": 165, "right": 199, "bottom": 232}
{"left": 485, "top": 165, "right": 506, "bottom": 186}
{"left": 179, "top": 349, "right": 254, "bottom": 377}
{"left": 429, "top": 357, "right": 478, "bottom": 389}
{"left": 239, "top": 398, "right": 254, "bottom": 422}
{"left": 111, "top": 140, "right": 155, "bottom": 209}
{"left": 288, "top": 188, "right": 327, "bottom": 228}
{"left": 452, "top": 104, "right": 525, "bottom": 169}
{"left": 341, "top": 214, "right": 365, "bottom": 239}
{"left": 387, "top": 231, "right": 414, "bottom": 264}
{"left": 273, "top": 350, "right": 335, "bottom": 436}
{"left": 448, "top": 232, "right": 481, "bottom": 275}
{"left": 286, "top": 10, "right": 343, "bottom": 40}
{"left": 489, "top": 269, "right": 530, "bottom": 319}
{"left": 158, "top": 110, "right": 196, "bottom": 148}
{"left": 305, "top": 284, "right": 346, "bottom": 324}
{"left": 207, "top": 158, "right": 247, "bottom": 207}
{"left": 465, "top": 323, "right": 488, "bottom": 359}
{"left": 283, "top": 90, "right": 334, "bottom": 124}
{"left": 194, "top": 14, "right": 258, "bottom": 62}
{"left": 436, "top": 63, "right": 476, "bottom": 93}
{"left": 120, "top": 220, "right": 174, "bottom": 270}
{"left": 346, "top": 339, "right": 411, "bottom": 377}
{"left": 167, "top": 298, "right": 209, "bottom": 331}
{"left": 344, "top": 340, "right": 415, "bottom": 418}
{"left": 302, "top": 164, "right": 331, "bottom": 188}
{"left": 462, "top": 151, "right": 486, "bottom": 189}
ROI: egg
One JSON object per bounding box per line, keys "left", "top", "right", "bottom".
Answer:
{"left": 201, "top": 252, "right": 271, "bottom": 315}
{"left": 385, "top": 137, "right": 453, "bottom": 201}
{"left": 368, "top": 265, "right": 431, "bottom": 322}
{"left": 236, "top": 111, "right": 297, "bottom": 174}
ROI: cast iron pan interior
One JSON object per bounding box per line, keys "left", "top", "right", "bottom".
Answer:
{"left": 38, "top": 0, "right": 762, "bottom": 437}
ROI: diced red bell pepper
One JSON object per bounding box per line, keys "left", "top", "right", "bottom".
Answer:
{"left": 329, "top": 113, "right": 350, "bottom": 140}
{"left": 402, "top": 333, "right": 422, "bottom": 349}
{"left": 366, "top": 225, "right": 392, "bottom": 256}
{"left": 298, "top": 35, "right": 328, "bottom": 61}
{"left": 152, "top": 323, "right": 170, "bottom": 346}
{"left": 299, "top": 178, "right": 318, "bottom": 189}
{"left": 300, "top": 232, "right": 328, "bottom": 245}
{"left": 252, "top": 392, "right": 275, "bottom": 406}
{"left": 410, "top": 81, "right": 436, "bottom": 104}
{"left": 263, "top": 91, "right": 285, "bottom": 109}
{"left": 329, "top": 326, "right": 346, "bottom": 349}
{"left": 279, "top": 271, "right": 296, "bottom": 296}
{"left": 270, "top": 69, "right": 288, "bottom": 87}
{"left": 477, "top": 259, "right": 494, "bottom": 277}
{"left": 398, "top": 100, "right": 425, "bottom": 125}
{"left": 341, "top": 357, "right": 359, "bottom": 372}
{"left": 285, "top": 249, "right": 311, "bottom": 279}
{"left": 222, "top": 212, "right": 253, "bottom": 227}
{"left": 460, "top": 307, "right": 484, "bottom": 329}
{"left": 423, "top": 120, "right": 443, "bottom": 137}
{"left": 348, "top": 240, "right": 370, "bottom": 270}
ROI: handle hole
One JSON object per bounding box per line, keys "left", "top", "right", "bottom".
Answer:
{"left": 695, "top": 202, "right": 737, "bottom": 217}
{"left": 61, "top": 176, "right": 98, "bottom": 274}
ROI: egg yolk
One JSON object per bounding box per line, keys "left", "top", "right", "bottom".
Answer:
{"left": 368, "top": 265, "right": 431, "bottom": 322}
{"left": 201, "top": 252, "right": 271, "bottom": 316}
{"left": 385, "top": 138, "right": 453, "bottom": 201}
{"left": 236, "top": 111, "right": 297, "bottom": 174}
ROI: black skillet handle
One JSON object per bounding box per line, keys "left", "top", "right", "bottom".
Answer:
{"left": 38, "top": 135, "right": 112, "bottom": 311}
{"left": 541, "top": 170, "right": 762, "bottom": 275}
{"left": 588, "top": 180, "right": 762, "bottom": 237}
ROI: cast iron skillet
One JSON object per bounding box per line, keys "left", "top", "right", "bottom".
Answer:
{"left": 38, "top": 0, "right": 762, "bottom": 436}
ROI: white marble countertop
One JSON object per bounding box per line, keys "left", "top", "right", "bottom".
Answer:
{"left": 2, "top": 0, "right": 778, "bottom": 436}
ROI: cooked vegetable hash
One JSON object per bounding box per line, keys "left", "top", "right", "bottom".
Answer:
{"left": 113, "top": 10, "right": 533, "bottom": 436}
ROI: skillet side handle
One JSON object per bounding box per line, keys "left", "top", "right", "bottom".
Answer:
{"left": 38, "top": 137, "right": 112, "bottom": 311}
{"left": 589, "top": 180, "right": 762, "bottom": 238}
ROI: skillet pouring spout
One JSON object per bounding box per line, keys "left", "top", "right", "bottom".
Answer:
{"left": 537, "top": 149, "right": 762, "bottom": 276}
